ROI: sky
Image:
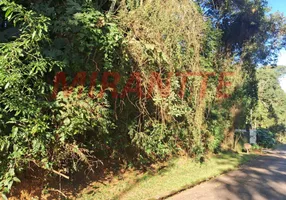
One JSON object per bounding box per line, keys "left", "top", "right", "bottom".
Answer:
{"left": 267, "top": 0, "right": 286, "bottom": 91}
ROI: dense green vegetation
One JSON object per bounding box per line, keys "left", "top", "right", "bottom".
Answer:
{"left": 0, "top": 0, "right": 285, "bottom": 197}
{"left": 252, "top": 66, "right": 286, "bottom": 146}
{"left": 253, "top": 66, "right": 286, "bottom": 129}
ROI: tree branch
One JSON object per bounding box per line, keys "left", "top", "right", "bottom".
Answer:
{"left": 108, "top": 0, "right": 117, "bottom": 14}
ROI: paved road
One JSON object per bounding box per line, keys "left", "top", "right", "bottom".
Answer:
{"left": 168, "top": 145, "right": 286, "bottom": 200}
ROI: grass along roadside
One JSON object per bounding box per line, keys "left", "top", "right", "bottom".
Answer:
{"left": 77, "top": 152, "right": 255, "bottom": 200}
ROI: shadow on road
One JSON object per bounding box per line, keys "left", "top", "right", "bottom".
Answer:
{"left": 169, "top": 145, "right": 286, "bottom": 200}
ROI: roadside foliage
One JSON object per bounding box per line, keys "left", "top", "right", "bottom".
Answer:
{"left": 0, "top": 0, "right": 285, "bottom": 196}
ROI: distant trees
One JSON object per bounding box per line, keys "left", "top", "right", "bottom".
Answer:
{"left": 253, "top": 66, "right": 286, "bottom": 133}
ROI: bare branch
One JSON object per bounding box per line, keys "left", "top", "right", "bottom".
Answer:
{"left": 109, "top": 0, "right": 117, "bottom": 14}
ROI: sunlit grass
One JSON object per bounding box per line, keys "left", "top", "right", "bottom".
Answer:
{"left": 78, "top": 152, "right": 254, "bottom": 200}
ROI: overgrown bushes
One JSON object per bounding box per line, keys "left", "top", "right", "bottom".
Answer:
{"left": 0, "top": 0, "right": 285, "bottom": 196}
{"left": 256, "top": 128, "right": 276, "bottom": 148}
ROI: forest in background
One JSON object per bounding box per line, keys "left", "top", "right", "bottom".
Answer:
{"left": 0, "top": 0, "right": 286, "bottom": 197}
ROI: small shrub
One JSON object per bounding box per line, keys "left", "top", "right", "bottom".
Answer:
{"left": 251, "top": 144, "right": 262, "bottom": 150}
{"left": 256, "top": 128, "right": 276, "bottom": 148}
{"left": 276, "top": 132, "right": 286, "bottom": 144}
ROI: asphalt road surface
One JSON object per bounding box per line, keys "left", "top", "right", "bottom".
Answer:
{"left": 168, "top": 145, "right": 286, "bottom": 200}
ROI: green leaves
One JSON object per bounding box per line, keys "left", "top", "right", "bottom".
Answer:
{"left": 0, "top": 0, "right": 284, "bottom": 196}
{"left": 0, "top": 0, "right": 57, "bottom": 194}
{"left": 253, "top": 66, "right": 286, "bottom": 135}
{"left": 256, "top": 128, "right": 276, "bottom": 148}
